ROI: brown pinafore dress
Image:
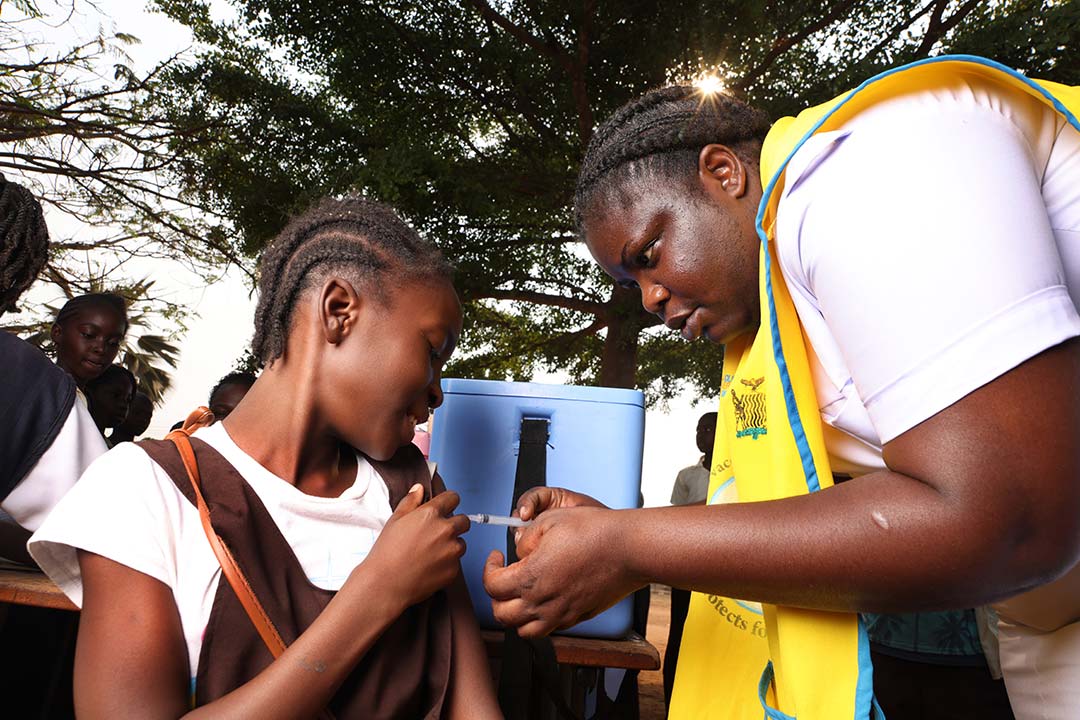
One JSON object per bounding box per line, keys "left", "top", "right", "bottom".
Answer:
{"left": 138, "top": 438, "right": 453, "bottom": 719}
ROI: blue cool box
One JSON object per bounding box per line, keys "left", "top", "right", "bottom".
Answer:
{"left": 429, "top": 378, "right": 645, "bottom": 639}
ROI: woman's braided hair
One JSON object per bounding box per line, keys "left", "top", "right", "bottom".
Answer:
{"left": 574, "top": 85, "right": 771, "bottom": 232}
{"left": 0, "top": 174, "right": 50, "bottom": 314}
{"left": 251, "top": 195, "right": 453, "bottom": 364}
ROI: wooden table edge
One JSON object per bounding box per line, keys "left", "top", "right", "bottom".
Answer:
{"left": 481, "top": 629, "right": 660, "bottom": 671}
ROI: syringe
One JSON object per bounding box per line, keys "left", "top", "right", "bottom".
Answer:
{"left": 466, "top": 513, "right": 532, "bottom": 528}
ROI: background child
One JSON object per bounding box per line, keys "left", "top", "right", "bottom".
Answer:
{"left": 30, "top": 196, "right": 500, "bottom": 719}
{"left": 207, "top": 371, "right": 256, "bottom": 422}
{"left": 109, "top": 391, "right": 154, "bottom": 444}
{"left": 50, "top": 292, "right": 128, "bottom": 389}
{"left": 84, "top": 364, "right": 136, "bottom": 441}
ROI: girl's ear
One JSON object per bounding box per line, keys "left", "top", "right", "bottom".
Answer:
{"left": 319, "top": 277, "right": 362, "bottom": 345}
{"left": 50, "top": 322, "right": 62, "bottom": 346}
{"left": 698, "top": 144, "right": 748, "bottom": 199}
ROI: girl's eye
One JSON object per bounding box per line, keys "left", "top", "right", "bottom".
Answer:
{"left": 618, "top": 279, "right": 640, "bottom": 290}
{"left": 430, "top": 347, "right": 442, "bottom": 363}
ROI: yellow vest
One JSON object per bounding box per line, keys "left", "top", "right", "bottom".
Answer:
{"left": 669, "top": 55, "right": 1080, "bottom": 720}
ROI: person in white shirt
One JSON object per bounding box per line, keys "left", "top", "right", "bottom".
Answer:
{"left": 0, "top": 174, "right": 106, "bottom": 563}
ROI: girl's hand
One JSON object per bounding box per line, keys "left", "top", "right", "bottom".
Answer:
{"left": 515, "top": 486, "right": 607, "bottom": 522}
{"left": 360, "top": 485, "right": 470, "bottom": 610}
{"left": 483, "top": 506, "right": 642, "bottom": 637}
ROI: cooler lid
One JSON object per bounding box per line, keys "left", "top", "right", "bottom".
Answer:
{"left": 440, "top": 378, "right": 644, "bottom": 408}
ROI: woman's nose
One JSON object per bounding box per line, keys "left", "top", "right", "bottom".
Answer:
{"left": 641, "top": 281, "right": 670, "bottom": 316}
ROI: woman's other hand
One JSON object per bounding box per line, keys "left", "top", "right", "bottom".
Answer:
{"left": 482, "top": 506, "right": 642, "bottom": 637}
{"left": 515, "top": 486, "right": 607, "bottom": 522}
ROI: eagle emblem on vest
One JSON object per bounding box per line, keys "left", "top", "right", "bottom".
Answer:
{"left": 731, "top": 376, "right": 767, "bottom": 440}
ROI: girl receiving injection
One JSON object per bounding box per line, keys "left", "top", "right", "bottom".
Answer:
{"left": 31, "top": 197, "right": 501, "bottom": 719}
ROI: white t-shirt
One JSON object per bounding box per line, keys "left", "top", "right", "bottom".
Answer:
{"left": 1, "top": 391, "right": 106, "bottom": 531}
{"left": 670, "top": 458, "right": 709, "bottom": 506}
{"left": 773, "top": 73, "right": 1080, "bottom": 475}
{"left": 29, "top": 422, "right": 392, "bottom": 680}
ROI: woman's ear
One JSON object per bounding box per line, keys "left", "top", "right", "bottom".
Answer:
{"left": 319, "top": 277, "right": 362, "bottom": 345}
{"left": 698, "top": 144, "right": 748, "bottom": 199}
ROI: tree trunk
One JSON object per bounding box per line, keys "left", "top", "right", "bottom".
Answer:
{"left": 598, "top": 286, "right": 647, "bottom": 389}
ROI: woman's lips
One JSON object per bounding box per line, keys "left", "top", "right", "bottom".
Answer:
{"left": 681, "top": 308, "right": 704, "bottom": 341}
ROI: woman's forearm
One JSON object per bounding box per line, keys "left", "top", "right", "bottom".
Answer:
{"left": 621, "top": 467, "right": 1064, "bottom": 613}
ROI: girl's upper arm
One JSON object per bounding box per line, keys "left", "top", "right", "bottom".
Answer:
{"left": 75, "top": 549, "right": 191, "bottom": 720}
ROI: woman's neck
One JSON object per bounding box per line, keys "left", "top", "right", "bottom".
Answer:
{"left": 221, "top": 366, "right": 357, "bottom": 497}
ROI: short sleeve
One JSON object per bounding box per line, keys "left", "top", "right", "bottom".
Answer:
{"left": 1, "top": 396, "right": 106, "bottom": 531}
{"left": 28, "top": 442, "right": 184, "bottom": 607}
{"left": 786, "top": 100, "right": 1080, "bottom": 442}
{"left": 670, "top": 470, "right": 688, "bottom": 506}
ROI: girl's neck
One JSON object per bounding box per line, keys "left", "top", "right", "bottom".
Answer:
{"left": 221, "top": 367, "right": 357, "bottom": 498}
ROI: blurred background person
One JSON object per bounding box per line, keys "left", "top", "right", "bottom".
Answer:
{"left": 208, "top": 370, "right": 256, "bottom": 421}
{"left": 84, "top": 364, "right": 136, "bottom": 444}
{"left": 108, "top": 391, "right": 153, "bottom": 445}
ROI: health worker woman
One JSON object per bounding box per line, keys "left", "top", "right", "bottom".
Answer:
{"left": 482, "top": 55, "right": 1080, "bottom": 720}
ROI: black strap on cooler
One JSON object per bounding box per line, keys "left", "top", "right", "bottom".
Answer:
{"left": 498, "top": 418, "right": 576, "bottom": 720}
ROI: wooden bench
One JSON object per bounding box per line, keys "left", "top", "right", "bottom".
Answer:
{"left": 0, "top": 568, "right": 658, "bottom": 718}
{"left": 0, "top": 568, "right": 77, "bottom": 611}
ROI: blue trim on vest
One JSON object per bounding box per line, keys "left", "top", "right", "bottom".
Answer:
{"left": 708, "top": 476, "right": 735, "bottom": 504}
{"left": 754, "top": 54, "right": 1080, "bottom": 498}
{"left": 855, "top": 616, "right": 886, "bottom": 720}
{"left": 758, "top": 661, "right": 798, "bottom": 720}
{"left": 754, "top": 626, "right": 885, "bottom": 720}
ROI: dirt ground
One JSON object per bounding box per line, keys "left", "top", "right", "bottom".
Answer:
{"left": 639, "top": 584, "right": 672, "bottom": 720}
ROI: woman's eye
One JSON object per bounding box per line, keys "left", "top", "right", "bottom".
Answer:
{"left": 634, "top": 238, "right": 659, "bottom": 267}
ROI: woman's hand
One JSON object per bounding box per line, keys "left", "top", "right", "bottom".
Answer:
{"left": 514, "top": 486, "right": 607, "bottom": 522}
{"left": 483, "top": 506, "right": 643, "bottom": 637}
{"left": 360, "top": 485, "right": 470, "bottom": 610}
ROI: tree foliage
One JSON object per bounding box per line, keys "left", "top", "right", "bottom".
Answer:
{"left": 153, "top": 0, "right": 1078, "bottom": 405}
{"left": 0, "top": 1, "right": 253, "bottom": 398}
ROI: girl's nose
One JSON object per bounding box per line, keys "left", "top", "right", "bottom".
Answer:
{"left": 428, "top": 379, "right": 444, "bottom": 410}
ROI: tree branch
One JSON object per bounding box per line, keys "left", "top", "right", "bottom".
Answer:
{"left": 734, "top": 0, "right": 861, "bottom": 92}
{"left": 473, "top": 287, "right": 605, "bottom": 315}
{"left": 913, "top": 0, "right": 982, "bottom": 57}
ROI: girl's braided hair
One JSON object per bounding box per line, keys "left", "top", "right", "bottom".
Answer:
{"left": 54, "top": 293, "right": 129, "bottom": 334}
{"left": 0, "top": 174, "right": 50, "bottom": 314}
{"left": 574, "top": 85, "right": 771, "bottom": 232}
{"left": 252, "top": 195, "right": 453, "bottom": 364}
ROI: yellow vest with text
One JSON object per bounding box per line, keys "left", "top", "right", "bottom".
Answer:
{"left": 669, "top": 55, "right": 1080, "bottom": 720}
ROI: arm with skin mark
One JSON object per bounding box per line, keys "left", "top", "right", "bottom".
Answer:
{"left": 74, "top": 487, "right": 470, "bottom": 719}
{"left": 75, "top": 551, "right": 403, "bottom": 720}
{"left": 485, "top": 339, "right": 1080, "bottom": 636}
